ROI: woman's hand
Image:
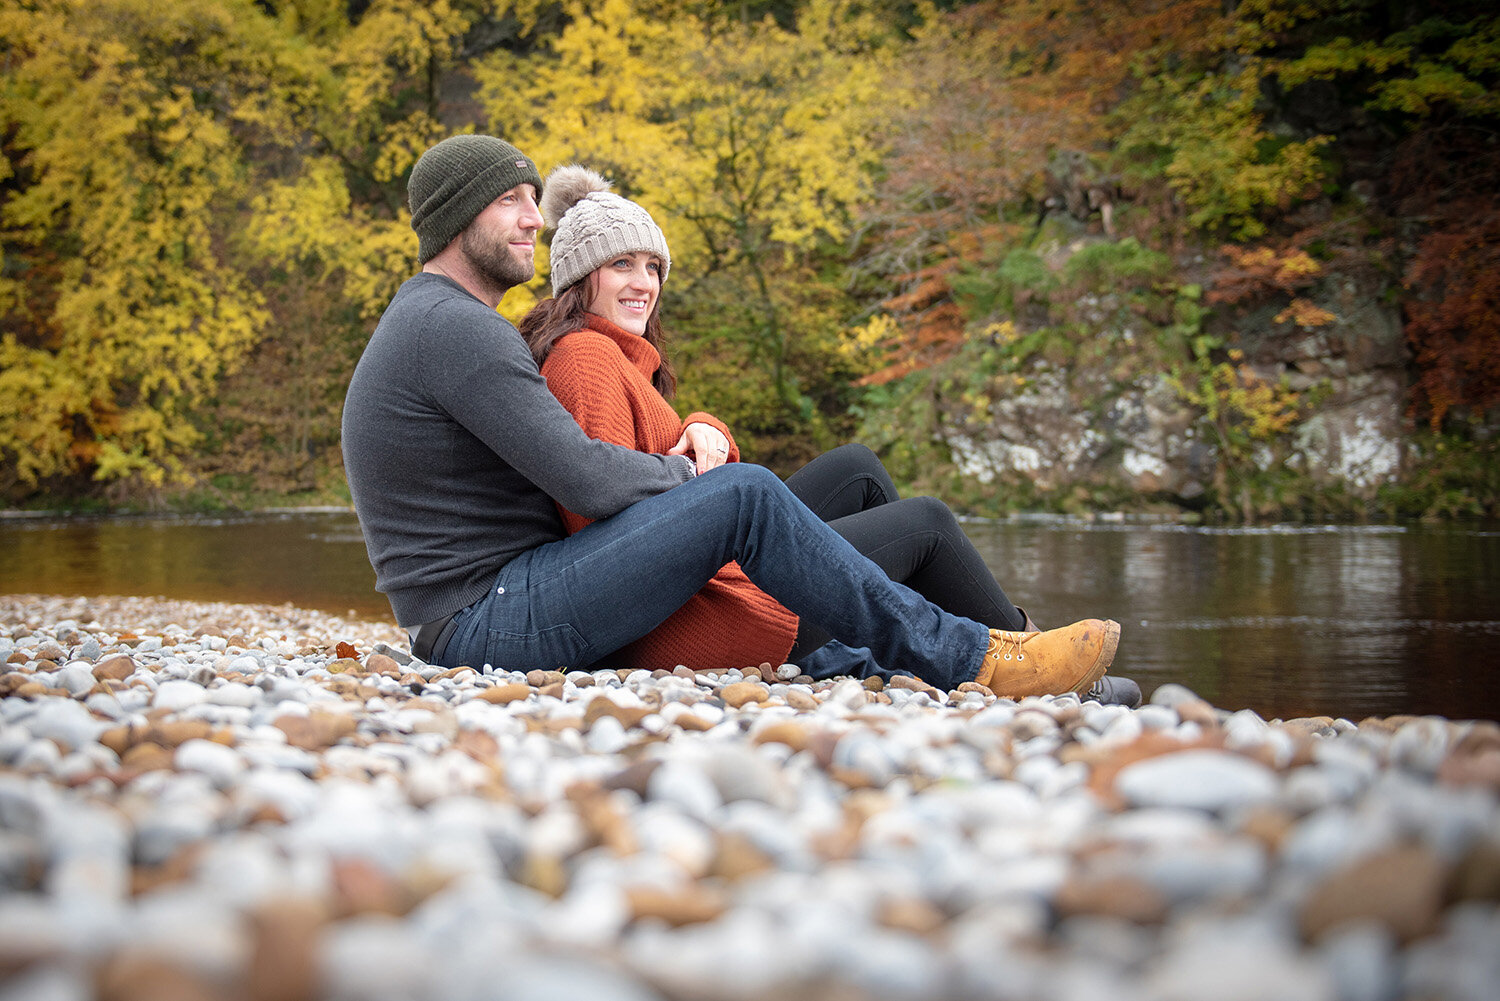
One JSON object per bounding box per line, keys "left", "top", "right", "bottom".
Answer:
{"left": 670, "top": 422, "right": 731, "bottom": 475}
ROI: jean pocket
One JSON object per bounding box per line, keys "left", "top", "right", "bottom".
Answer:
{"left": 484, "top": 622, "right": 591, "bottom": 673}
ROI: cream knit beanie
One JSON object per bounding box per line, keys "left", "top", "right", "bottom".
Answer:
{"left": 540, "top": 165, "right": 671, "bottom": 294}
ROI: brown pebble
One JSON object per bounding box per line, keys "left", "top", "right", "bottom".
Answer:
{"left": 1299, "top": 843, "right": 1451, "bottom": 943}
{"left": 711, "top": 831, "right": 774, "bottom": 881}
{"left": 246, "top": 898, "right": 327, "bottom": 1001}
{"left": 806, "top": 730, "right": 841, "bottom": 769}
{"left": 785, "top": 689, "right": 818, "bottom": 711}
{"left": 584, "top": 696, "right": 652, "bottom": 730}
{"left": 861, "top": 676, "right": 885, "bottom": 691}
{"left": 888, "top": 674, "right": 937, "bottom": 693}
{"left": 453, "top": 729, "right": 500, "bottom": 762}
{"left": 878, "top": 897, "right": 948, "bottom": 935}
{"left": 324, "top": 657, "right": 363, "bottom": 675}
{"left": 477, "top": 683, "right": 532, "bottom": 705}
{"left": 97, "top": 953, "right": 217, "bottom": 1001}
{"left": 1055, "top": 874, "right": 1169, "bottom": 925}
{"left": 720, "top": 681, "right": 770, "bottom": 708}
{"left": 1175, "top": 698, "right": 1220, "bottom": 729}
{"left": 605, "top": 759, "right": 662, "bottom": 797}
{"left": 92, "top": 654, "right": 136, "bottom": 682}
{"left": 1237, "top": 804, "right": 1297, "bottom": 852}
{"left": 956, "top": 682, "right": 990, "bottom": 695}
{"left": 120, "top": 743, "right": 174, "bottom": 773}
{"left": 675, "top": 713, "right": 714, "bottom": 732}
{"left": 152, "top": 720, "right": 214, "bottom": 748}
{"left": 274, "top": 711, "right": 357, "bottom": 751}
{"left": 330, "top": 857, "right": 407, "bottom": 917}
{"left": 540, "top": 681, "right": 566, "bottom": 699}
{"left": 365, "top": 653, "right": 402, "bottom": 677}
{"left": 753, "top": 722, "right": 810, "bottom": 752}
{"left": 1451, "top": 838, "right": 1500, "bottom": 903}
{"left": 526, "top": 669, "right": 549, "bottom": 686}
{"left": 625, "top": 885, "right": 726, "bottom": 926}
{"left": 1438, "top": 722, "right": 1500, "bottom": 791}
{"left": 1279, "top": 717, "right": 1337, "bottom": 739}
{"left": 519, "top": 853, "right": 568, "bottom": 898}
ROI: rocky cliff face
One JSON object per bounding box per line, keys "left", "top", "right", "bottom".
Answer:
{"left": 939, "top": 237, "right": 1410, "bottom": 514}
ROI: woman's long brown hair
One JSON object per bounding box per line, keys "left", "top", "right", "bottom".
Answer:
{"left": 519, "top": 273, "right": 677, "bottom": 399}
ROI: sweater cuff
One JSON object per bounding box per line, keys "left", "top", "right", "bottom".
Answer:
{"left": 682, "top": 412, "right": 739, "bottom": 463}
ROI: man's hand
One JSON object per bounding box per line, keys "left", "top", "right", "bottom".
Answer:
{"left": 669, "top": 422, "right": 731, "bottom": 475}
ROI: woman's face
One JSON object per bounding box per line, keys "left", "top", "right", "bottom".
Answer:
{"left": 587, "top": 251, "right": 662, "bottom": 336}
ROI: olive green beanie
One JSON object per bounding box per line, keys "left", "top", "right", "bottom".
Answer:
{"left": 408, "top": 135, "right": 543, "bottom": 264}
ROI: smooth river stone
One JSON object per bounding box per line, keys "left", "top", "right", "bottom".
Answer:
{"left": 153, "top": 679, "right": 211, "bottom": 711}
{"left": 1114, "top": 749, "right": 1278, "bottom": 813}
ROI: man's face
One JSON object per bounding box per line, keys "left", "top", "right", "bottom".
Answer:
{"left": 460, "top": 183, "right": 543, "bottom": 291}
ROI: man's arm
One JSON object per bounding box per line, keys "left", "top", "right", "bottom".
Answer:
{"left": 421, "top": 302, "right": 692, "bottom": 519}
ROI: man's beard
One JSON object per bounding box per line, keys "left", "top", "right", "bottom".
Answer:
{"left": 460, "top": 225, "right": 534, "bottom": 291}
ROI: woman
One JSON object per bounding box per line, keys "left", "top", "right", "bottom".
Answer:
{"left": 520, "top": 166, "right": 1135, "bottom": 701}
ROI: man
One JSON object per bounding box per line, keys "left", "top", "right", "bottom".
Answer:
{"left": 341, "top": 133, "right": 1127, "bottom": 700}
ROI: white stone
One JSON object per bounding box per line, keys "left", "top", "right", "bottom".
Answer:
{"left": 153, "top": 679, "right": 210, "bottom": 710}
{"left": 175, "top": 738, "right": 247, "bottom": 787}
{"left": 646, "top": 759, "right": 723, "bottom": 820}
{"left": 54, "top": 662, "right": 96, "bottom": 697}
{"left": 21, "top": 700, "right": 105, "bottom": 750}
{"left": 1114, "top": 750, "right": 1278, "bottom": 812}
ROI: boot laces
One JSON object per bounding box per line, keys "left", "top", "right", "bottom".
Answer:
{"left": 987, "top": 630, "right": 1033, "bottom": 663}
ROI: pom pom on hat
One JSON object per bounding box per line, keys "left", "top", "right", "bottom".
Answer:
{"left": 542, "top": 164, "right": 671, "bottom": 294}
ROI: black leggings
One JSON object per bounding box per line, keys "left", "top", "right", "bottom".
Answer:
{"left": 783, "top": 444, "right": 1026, "bottom": 656}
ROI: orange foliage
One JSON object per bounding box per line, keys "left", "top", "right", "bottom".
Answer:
{"left": 1210, "top": 241, "right": 1336, "bottom": 330}
{"left": 1209, "top": 245, "right": 1324, "bottom": 305}
{"left": 1392, "top": 127, "right": 1500, "bottom": 428}
{"left": 1404, "top": 197, "right": 1500, "bottom": 427}
{"left": 859, "top": 0, "right": 1232, "bottom": 381}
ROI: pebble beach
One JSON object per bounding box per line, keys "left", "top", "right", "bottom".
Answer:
{"left": 1, "top": 592, "right": 1497, "bottom": 1001}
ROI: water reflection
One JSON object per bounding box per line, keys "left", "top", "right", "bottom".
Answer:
{"left": 0, "top": 510, "right": 386, "bottom": 620}
{"left": 1, "top": 511, "right": 1495, "bottom": 722}
{"left": 962, "top": 520, "right": 1499, "bottom": 723}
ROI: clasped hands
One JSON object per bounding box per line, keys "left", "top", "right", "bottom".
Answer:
{"left": 669, "top": 422, "right": 731, "bottom": 475}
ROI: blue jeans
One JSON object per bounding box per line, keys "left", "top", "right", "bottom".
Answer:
{"left": 437, "top": 463, "right": 989, "bottom": 689}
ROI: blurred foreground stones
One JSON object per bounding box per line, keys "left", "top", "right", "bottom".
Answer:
{"left": 1, "top": 593, "right": 1497, "bottom": 1001}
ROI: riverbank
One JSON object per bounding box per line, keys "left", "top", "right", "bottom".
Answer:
{"left": 2, "top": 594, "right": 1497, "bottom": 1001}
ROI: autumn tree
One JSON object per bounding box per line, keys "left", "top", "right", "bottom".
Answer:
{"left": 1251, "top": 0, "right": 1500, "bottom": 428}
{"left": 217, "top": 0, "right": 531, "bottom": 494}
{"left": 478, "top": 0, "right": 896, "bottom": 463}
{"left": 0, "top": 0, "right": 327, "bottom": 496}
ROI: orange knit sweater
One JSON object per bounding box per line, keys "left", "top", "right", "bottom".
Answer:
{"left": 541, "top": 316, "right": 799, "bottom": 671}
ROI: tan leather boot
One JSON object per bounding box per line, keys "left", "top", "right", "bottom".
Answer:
{"left": 974, "top": 618, "right": 1120, "bottom": 699}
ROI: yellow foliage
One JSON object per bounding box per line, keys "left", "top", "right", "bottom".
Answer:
{"left": 0, "top": 0, "right": 307, "bottom": 487}
{"left": 840, "top": 313, "right": 901, "bottom": 363}
{"left": 483, "top": 0, "right": 894, "bottom": 275}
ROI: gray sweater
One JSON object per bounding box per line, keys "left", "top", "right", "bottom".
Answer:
{"left": 341, "top": 273, "right": 693, "bottom": 627}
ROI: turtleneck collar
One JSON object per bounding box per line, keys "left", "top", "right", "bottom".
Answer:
{"left": 584, "top": 313, "right": 660, "bottom": 380}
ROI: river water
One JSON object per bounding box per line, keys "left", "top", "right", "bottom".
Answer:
{"left": 2, "top": 510, "right": 1495, "bottom": 723}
